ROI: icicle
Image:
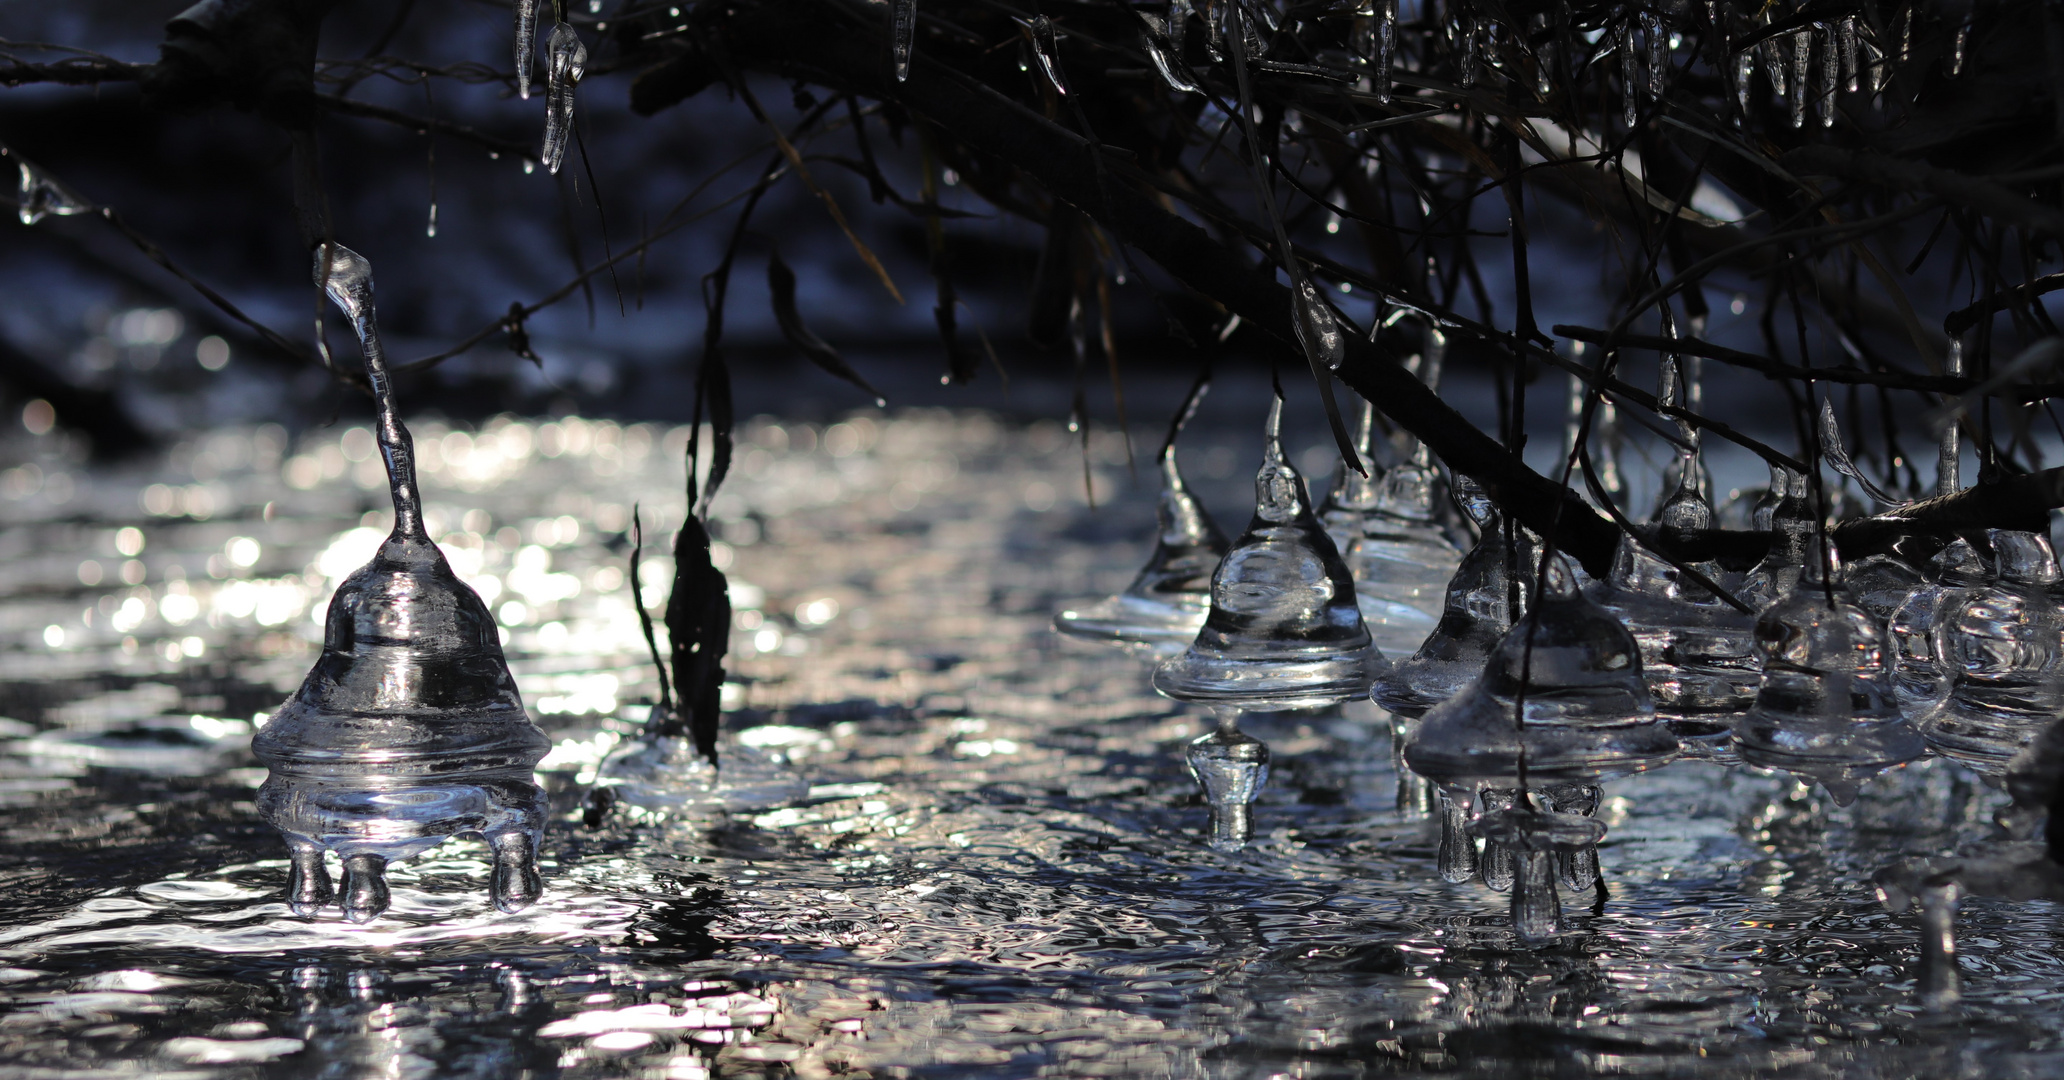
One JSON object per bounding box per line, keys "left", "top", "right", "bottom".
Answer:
{"left": 1620, "top": 19, "right": 1639, "bottom": 126}
{"left": 1950, "top": 24, "right": 1969, "bottom": 77}
{"left": 1375, "top": 0, "right": 1396, "bottom": 103}
{"left": 540, "top": 23, "right": 587, "bottom": 175}
{"left": 1461, "top": 14, "right": 1481, "bottom": 90}
{"left": 1437, "top": 794, "right": 1479, "bottom": 882}
{"left": 1818, "top": 25, "right": 1838, "bottom": 128}
{"left": 892, "top": 0, "right": 918, "bottom": 82}
{"left": 514, "top": 0, "right": 538, "bottom": 100}
{"left": 1140, "top": 7, "right": 1201, "bottom": 94}
{"left": 13, "top": 158, "right": 93, "bottom": 226}
{"left": 426, "top": 201, "right": 437, "bottom": 239}
{"left": 1839, "top": 16, "right": 1859, "bottom": 92}
{"left": 1735, "top": 49, "right": 1754, "bottom": 118}
{"left": 1204, "top": 0, "right": 1226, "bottom": 61}
{"left": 1898, "top": 6, "right": 1912, "bottom": 67}
{"left": 1939, "top": 338, "right": 1963, "bottom": 496}
{"left": 1292, "top": 276, "right": 1346, "bottom": 371}
{"left": 1532, "top": 13, "right": 1553, "bottom": 96}
{"left": 1643, "top": 11, "right": 1665, "bottom": 96}
{"left": 314, "top": 244, "right": 419, "bottom": 534}
{"left": 1789, "top": 31, "right": 1811, "bottom": 129}
{"left": 1762, "top": 21, "right": 1787, "bottom": 98}
{"left": 1917, "top": 880, "right": 1962, "bottom": 1006}
{"left": 1029, "top": 15, "right": 1068, "bottom": 95}
{"left": 1866, "top": 38, "right": 1889, "bottom": 96}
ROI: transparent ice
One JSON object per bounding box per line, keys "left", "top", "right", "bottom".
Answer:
{"left": 589, "top": 707, "right": 809, "bottom": 818}
{"left": 1406, "top": 556, "right": 1676, "bottom": 791}
{"left": 1471, "top": 803, "right": 1606, "bottom": 943}
{"left": 893, "top": 0, "right": 918, "bottom": 81}
{"left": 1055, "top": 383, "right": 1229, "bottom": 652}
{"left": 541, "top": 23, "right": 588, "bottom": 176}
{"left": 1138, "top": 6, "right": 1201, "bottom": 94}
{"left": 1736, "top": 465, "right": 1812, "bottom": 611}
{"left": 1374, "top": 474, "right": 1536, "bottom": 716}
{"left": 1029, "top": 15, "right": 1068, "bottom": 94}
{"left": 1918, "top": 530, "right": 2064, "bottom": 774}
{"left": 1732, "top": 541, "right": 1924, "bottom": 805}
{"left": 1789, "top": 30, "right": 1811, "bottom": 128}
{"left": 1185, "top": 716, "right": 1270, "bottom": 852}
{"left": 513, "top": 0, "right": 538, "bottom": 100}
{"left": 252, "top": 244, "right": 550, "bottom": 923}
{"left": 14, "top": 156, "right": 94, "bottom": 226}
{"left": 1152, "top": 394, "right": 1387, "bottom": 711}
{"left": 1844, "top": 553, "right": 1926, "bottom": 625}
{"left": 1888, "top": 538, "right": 1989, "bottom": 716}
{"left": 1323, "top": 400, "right": 1464, "bottom": 656}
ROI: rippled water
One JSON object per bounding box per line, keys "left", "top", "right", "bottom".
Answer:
{"left": 1, "top": 409, "right": 2061, "bottom": 1078}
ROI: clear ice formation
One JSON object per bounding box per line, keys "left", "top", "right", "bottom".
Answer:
{"left": 892, "top": 0, "right": 918, "bottom": 81}
{"left": 1152, "top": 393, "right": 1388, "bottom": 711}
{"left": 1055, "top": 383, "right": 1228, "bottom": 652}
{"left": 1844, "top": 554, "right": 1926, "bottom": 626}
{"left": 1918, "top": 530, "right": 2064, "bottom": 774}
{"left": 1321, "top": 400, "right": 1463, "bottom": 657}
{"left": 1736, "top": 465, "right": 1812, "bottom": 611}
{"left": 513, "top": 0, "right": 538, "bottom": 100}
{"left": 252, "top": 243, "right": 551, "bottom": 923}
{"left": 541, "top": 23, "right": 588, "bottom": 175}
{"left": 1888, "top": 538, "right": 1989, "bottom": 716}
{"left": 1186, "top": 716, "right": 1270, "bottom": 852}
{"left": 1138, "top": 6, "right": 1201, "bottom": 94}
{"left": 1731, "top": 540, "right": 1924, "bottom": 806}
{"left": 1471, "top": 804, "right": 1606, "bottom": 943}
{"left": 1405, "top": 556, "right": 1677, "bottom": 791}
{"left": 1029, "top": 15, "right": 1068, "bottom": 94}
{"left": 15, "top": 155, "right": 94, "bottom": 226}
{"left": 1587, "top": 463, "right": 1757, "bottom": 737}
{"left": 590, "top": 707, "right": 809, "bottom": 817}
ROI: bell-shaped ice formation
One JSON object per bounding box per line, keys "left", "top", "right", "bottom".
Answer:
{"left": 1375, "top": 475, "right": 1537, "bottom": 715}
{"left": 1889, "top": 537, "right": 1990, "bottom": 716}
{"left": 1736, "top": 466, "right": 1813, "bottom": 611}
{"left": 1732, "top": 540, "right": 1924, "bottom": 805}
{"left": 1918, "top": 531, "right": 2064, "bottom": 774}
{"left": 1471, "top": 804, "right": 1607, "bottom": 943}
{"left": 1152, "top": 394, "right": 1388, "bottom": 711}
{"left": 253, "top": 244, "right": 550, "bottom": 923}
{"left": 1844, "top": 553, "right": 1926, "bottom": 626}
{"left": 1587, "top": 465, "right": 1758, "bottom": 733}
{"left": 1320, "top": 400, "right": 1463, "bottom": 656}
{"left": 1406, "top": 556, "right": 1677, "bottom": 791}
{"left": 1056, "top": 380, "right": 1229, "bottom": 651}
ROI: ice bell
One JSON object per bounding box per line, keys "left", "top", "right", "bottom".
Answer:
{"left": 1056, "top": 379, "right": 1229, "bottom": 652}
{"left": 1732, "top": 538, "right": 1924, "bottom": 805}
{"left": 1844, "top": 554, "right": 1926, "bottom": 626}
{"left": 1587, "top": 458, "right": 1757, "bottom": 744}
{"left": 1152, "top": 393, "right": 1388, "bottom": 710}
{"left": 1321, "top": 399, "right": 1464, "bottom": 656}
{"left": 1406, "top": 555, "right": 1675, "bottom": 791}
{"left": 1888, "top": 537, "right": 1990, "bottom": 716}
{"left": 253, "top": 243, "right": 550, "bottom": 923}
{"left": 1918, "top": 530, "right": 2064, "bottom": 774}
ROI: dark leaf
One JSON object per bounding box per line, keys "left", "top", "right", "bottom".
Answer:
{"left": 768, "top": 248, "right": 886, "bottom": 403}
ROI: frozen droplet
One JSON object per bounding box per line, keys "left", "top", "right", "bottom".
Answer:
{"left": 514, "top": 0, "right": 539, "bottom": 100}
{"left": 1290, "top": 274, "right": 1345, "bottom": 371}
{"left": 260, "top": 243, "right": 550, "bottom": 922}
{"left": 1139, "top": 6, "right": 1201, "bottom": 94}
{"left": 1186, "top": 720, "right": 1269, "bottom": 851}
{"left": 541, "top": 23, "right": 588, "bottom": 175}
{"left": 1734, "top": 49, "right": 1754, "bottom": 119}
{"left": 426, "top": 200, "right": 438, "bottom": 238}
{"left": 1057, "top": 380, "right": 1229, "bottom": 650}
{"left": 1152, "top": 392, "right": 1388, "bottom": 711}
{"left": 14, "top": 157, "right": 93, "bottom": 226}
{"left": 892, "top": 0, "right": 918, "bottom": 81}
{"left": 1027, "top": 15, "right": 1068, "bottom": 94}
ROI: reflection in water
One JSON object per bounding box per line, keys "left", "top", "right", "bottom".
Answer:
{"left": 0, "top": 408, "right": 2062, "bottom": 1075}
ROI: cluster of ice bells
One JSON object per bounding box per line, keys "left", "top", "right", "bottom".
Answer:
{"left": 1055, "top": 390, "right": 2064, "bottom": 943}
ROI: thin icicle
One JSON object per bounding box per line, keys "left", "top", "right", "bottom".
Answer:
{"left": 1939, "top": 338, "right": 1964, "bottom": 495}
{"left": 1140, "top": 8, "right": 1200, "bottom": 93}
{"left": 13, "top": 158, "right": 94, "bottom": 226}
{"left": 513, "top": 0, "right": 538, "bottom": 100}
{"left": 892, "top": 0, "right": 918, "bottom": 82}
{"left": 1375, "top": 0, "right": 1396, "bottom": 102}
{"left": 1029, "top": 15, "right": 1068, "bottom": 94}
{"left": 1866, "top": 38, "right": 1888, "bottom": 96}
{"left": 1461, "top": 13, "right": 1481, "bottom": 89}
{"left": 1531, "top": 13, "right": 1552, "bottom": 96}
{"left": 1204, "top": 0, "right": 1226, "bottom": 61}
{"left": 1643, "top": 11, "right": 1665, "bottom": 96}
{"left": 1818, "top": 24, "right": 1838, "bottom": 127}
{"left": 1762, "top": 21, "right": 1787, "bottom": 98}
{"left": 1734, "top": 49, "right": 1754, "bottom": 118}
{"left": 1789, "top": 30, "right": 1811, "bottom": 129}
{"left": 541, "top": 22, "right": 587, "bottom": 175}
{"left": 1620, "top": 19, "right": 1638, "bottom": 126}
{"left": 1949, "top": 23, "right": 1969, "bottom": 77}
{"left": 1839, "top": 16, "right": 1859, "bottom": 92}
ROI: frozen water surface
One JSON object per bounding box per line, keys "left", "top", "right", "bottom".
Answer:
{"left": 0, "top": 410, "right": 2062, "bottom": 1077}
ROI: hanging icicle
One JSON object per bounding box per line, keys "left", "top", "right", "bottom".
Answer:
{"left": 1818, "top": 24, "right": 1838, "bottom": 128}
{"left": 541, "top": 22, "right": 588, "bottom": 175}
{"left": 1375, "top": 0, "right": 1397, "bottom": 103}
{"left": 1619, "top": 18, "right": 1639, "bottom": 126}
{"left": 893, "top": 0, "right": 918, "bottom": 81}
{"left": 1140, "top": 6, "right": 1201, "bottom": 94}
{"left": 1789, "top": 30, "right": 1811, "bottom": 129}
{"left": 1643, "top": 10, "right": 1665, "bottom": 97}
{"left": 513, "top": 0, "right": 538, "bottom": 100}
{"left": 1839, "top": 16, "right": 1859, "bottom": 92}
{"left": 1028, "top": 15, "right": 1068, "bottom": 95}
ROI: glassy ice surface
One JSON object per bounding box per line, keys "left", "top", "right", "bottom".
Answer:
{"left": 1890, "top": 537, "right": 1990, "bottom": 715}
{"left": 1153, "top": 397, "right": 1386, "bottom": 711}
{"left": 252, "top": 246, "right": 551, "bottom": 922}
{"left": 1732, "top": 547, "right": 1924, "bottom": 805}
{"left": 8, "top": 400, "right": 2064, "bottom": 1075}
{"left": 1320, "top": 403, "right": 1463, "bottom": 657}
{"left": 1919, "top": 531, "right": 2064, "bottom": 773}
{"left": 1407, "top": 557, "right": 1677, "bottom": 789}
{"left": 1374, "top": 476, "right": 1535, "bottom": 716}
{"left": 1054, "top": 445, "right": 1227, "bottom": 652}
{"left": 1588, "top": 463, "right": 1757, "bottom": 727}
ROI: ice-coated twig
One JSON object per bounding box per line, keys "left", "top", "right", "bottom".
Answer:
{"left": 514, "top": 0, "right": 538, "bottom": 100}
{"left": 314, "top": 243, "right": 423, "bottom": 537}
{"left": 1819, "top": 399, "right": 1903, "bottom": 506}
{"left": 541, "top": 22, "right": 587, "bottom": 175}
{"left": 1139, "top": 7, "right": 1200, "bottom": 93}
